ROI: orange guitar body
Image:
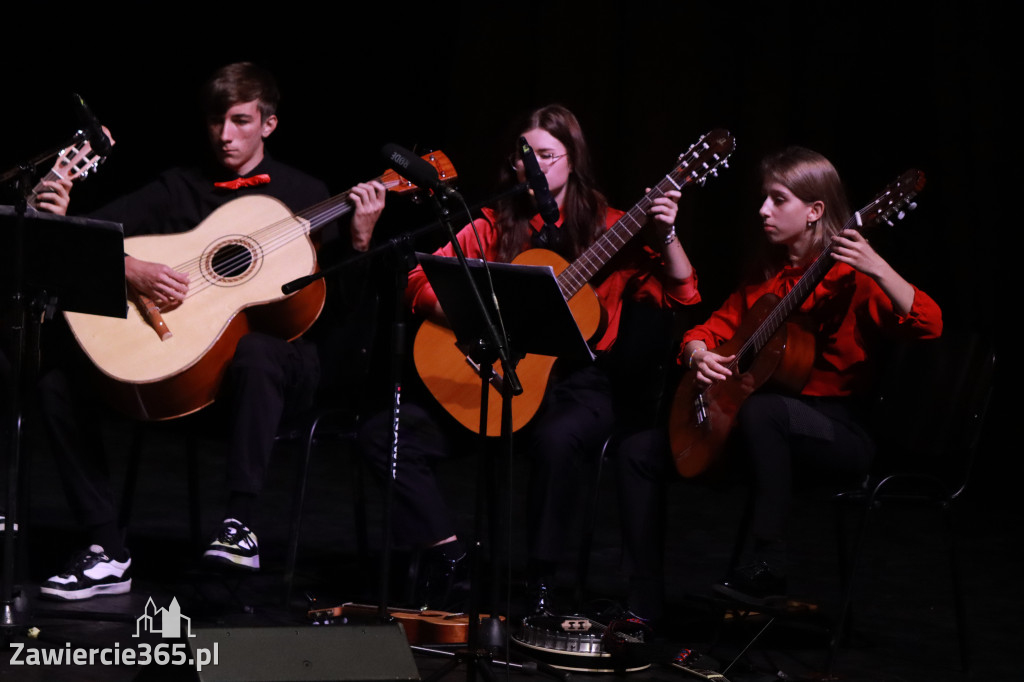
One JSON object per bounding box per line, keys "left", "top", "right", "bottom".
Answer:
{"left": 668, "top": 294, "right": 815, "bottom": 478}
{"left": 412, "top": 248, "right": 603, "bottom": 436}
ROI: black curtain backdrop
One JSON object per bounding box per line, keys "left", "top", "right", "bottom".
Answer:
{"left": 1, "top": 2, "right": 1010, "bottom": 482}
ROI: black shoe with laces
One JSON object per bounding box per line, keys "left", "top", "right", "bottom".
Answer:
{"left": 713, "top": 559, "right": 788, "bottom": 607}
{"left": 39, "top": 545, "right": 132, "bottom": 601}
{"left": 203, "top": 518, "right": 259, "bottom": 571}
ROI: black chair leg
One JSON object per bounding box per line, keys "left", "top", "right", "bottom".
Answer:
{"left": 283, "top": 415, "right": 318, "bottom": 605}
{"left": 944, "top": 503, "right": 972, "bottom": 673}
{"left": 826, "top": 488, "right": 876, "bottom": 676}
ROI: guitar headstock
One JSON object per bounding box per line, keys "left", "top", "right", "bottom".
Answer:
{"left": 855, "top": 169, "right": 925, "bottom": 231}
{"left": 381, "top": 149, "right": 458, "bottom": 196}
{"left": 54, "top": 126, "right": 115, "bottom": 182}
{"left": 673, "top": 129, "right": 735, "bottom": 187}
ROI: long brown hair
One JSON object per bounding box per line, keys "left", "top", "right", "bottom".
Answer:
{"left": 493, "top": 105, "right": 608, "bottom": 263}
{"left": 757, "top": 146, "right": 851, "bottom": 276}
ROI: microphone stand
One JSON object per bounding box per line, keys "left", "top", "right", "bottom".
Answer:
{"left": 282, "top": 183, "right": 528, "bottom": 622}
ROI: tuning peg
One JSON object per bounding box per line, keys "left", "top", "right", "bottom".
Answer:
{"left": 908, "top": 201, "right": 918, "bottom": 211}
{"left": 896, "top": 210, "right": 906, "bottom": 221}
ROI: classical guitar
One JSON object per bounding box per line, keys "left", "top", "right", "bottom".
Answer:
{"left": 668, "top": 169, "right": 926, "bottom": 478}
{"left": 307, "top": 602, "right": 501, "bottom": 645}
{"left": 413, "top": 130, "right": 735, "bottom": 435}
{"left": 64, "top": 151, "right": 456, "bottom": 421}
{"left": 28, "top": 126, "right": 114, "bottom": 204}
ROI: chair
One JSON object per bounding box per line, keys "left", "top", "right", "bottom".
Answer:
{"left": 826, "top": 329, "right": 995, "bottom": 675}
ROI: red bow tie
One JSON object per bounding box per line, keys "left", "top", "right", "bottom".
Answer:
{"left": 214, "top": 174, "right": 271, "bottom": 190}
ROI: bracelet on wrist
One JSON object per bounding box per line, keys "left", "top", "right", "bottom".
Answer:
{"left": 663, "top": 226, "right": 677, "bottom": 245}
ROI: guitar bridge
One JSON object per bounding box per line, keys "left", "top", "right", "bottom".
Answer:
{"left": 464, "top": 356, "right": 505, "bottom": 394}
{"left": 694, "top": 393, "right": 708, "bottom": 426}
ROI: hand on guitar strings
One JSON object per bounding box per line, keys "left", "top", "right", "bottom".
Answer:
{"left": 684, "top": 342, "right": 736, "bottom": 385}
{"left": 31, "top": 177, "right": 73, "bottom": 216}
{"left": 348, "top": 180, "right": 387, "bottom": 252}
{"left": 125, "top": 256, "right": 190, "bottom": 310}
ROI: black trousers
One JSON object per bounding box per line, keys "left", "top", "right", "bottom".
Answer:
{"left": 359, "top": 363, "right": 614, "bottom": 564}
{"left": 36, "top": 330, "right": 319, "bottom": 532}
{"left": 616, "top": 392, "right": 873, "bottom": 618}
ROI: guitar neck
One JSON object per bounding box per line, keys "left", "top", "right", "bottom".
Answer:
{"left": 293, "top": 173, "right": 414, "bottom": 234}
{"left": 556, "top": 172, "right": 683, "bottom": 300}
{"left": 29, "top": 168, "right": 62, "bottom": 200}
{"left": 734, "top": 218, "right": 856, "bottom": 364}
{"left": 553, "top": 129, "right": 734, "bottom": 299}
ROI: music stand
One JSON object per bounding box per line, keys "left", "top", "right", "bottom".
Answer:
{"left": 415, "top": 253, "right": 591, "bottom": 681}
{"left": 2, "top": 206, "right": 126, "bottom": 632}
{"left": 417, "top": 254, "right": 593, "bottom": 367}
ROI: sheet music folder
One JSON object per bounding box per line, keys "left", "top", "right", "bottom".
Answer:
{"left": 416, "top": 253, "right": 594, "bottom": 365}
{"left": 1, "top": 206, "right": 127, "bottom": 318}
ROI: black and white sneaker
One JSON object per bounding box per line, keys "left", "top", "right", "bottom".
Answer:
{"left": 0, "top": 514, "right": 17, "bottom": 533}
{"left": 39, "top": 545, "right": 132, "bottom": 601}
{"left": 203, "top": 519, "right": 259, "bottom": 571}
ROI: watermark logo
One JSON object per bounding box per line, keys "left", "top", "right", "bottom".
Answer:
{"left": 134, "top": 596, "right": 195, "bottom": 638}
{"left": 10, "top": 596, "right": 217, "bottom": 671}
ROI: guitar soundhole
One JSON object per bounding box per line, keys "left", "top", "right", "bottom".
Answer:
{"left": 211, "top": 244, "right": 253, "bottom": 278}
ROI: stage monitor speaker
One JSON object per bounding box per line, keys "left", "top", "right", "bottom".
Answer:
{"left": 187, "top": 624, "right": 420, "bottom": 681}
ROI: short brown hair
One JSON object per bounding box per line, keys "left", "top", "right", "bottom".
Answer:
{"left": 202, "top": 62, "right": 280, "bottom": 121}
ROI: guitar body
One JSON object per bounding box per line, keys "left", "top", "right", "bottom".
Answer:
{"left": 669, "top": 294, "right": 815, "bottom": 478}
{"left": 308, "top": 602, "right": 502, "bottom": 645}
{"left": 64, "top": 195, "right": 324, "bottom": 421}
{"left": 412, "top": 247, "right": 603, "bottom": 435}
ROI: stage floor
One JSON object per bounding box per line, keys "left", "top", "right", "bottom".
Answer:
{"left": 1, "top": 414, "right": 1018, "bottom": 681}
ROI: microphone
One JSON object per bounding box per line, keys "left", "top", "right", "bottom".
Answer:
{"left": 381, "top": 143, "right": 458, "bottom": 198}
{"left": 519, "top": 136, "right": 560, "bottom": 226}
{"left": 72, "top": 93, "right": 112, "bottom": 156}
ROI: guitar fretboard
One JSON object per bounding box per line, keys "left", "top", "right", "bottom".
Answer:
{"left": 556, "top": 131, "right": 733, "bottom": 300}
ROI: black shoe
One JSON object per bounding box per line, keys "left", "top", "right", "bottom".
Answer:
{"left": 203, "top": 519, "right": 259, "bottom": 571}
{"left": 40, "top": 545, "right": 132, "bottom": 601}
{"left": 713, "top": 560, "right": 788, "bottom": 607}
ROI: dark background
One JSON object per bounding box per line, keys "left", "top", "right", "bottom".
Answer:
{"left": 1, "top": 5, "right": 1009, "bottom": 492}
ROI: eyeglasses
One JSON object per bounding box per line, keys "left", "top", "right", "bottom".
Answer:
{"left": 508, "top": 151, "right": 568, "bottom": 170}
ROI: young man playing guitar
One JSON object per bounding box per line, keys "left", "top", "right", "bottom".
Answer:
{"left": 36, "top": 62, "right": 386, "bottom": 600}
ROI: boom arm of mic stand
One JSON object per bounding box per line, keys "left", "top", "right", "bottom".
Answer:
{"left": 281, "top": 184, "right": 530, "bottom": 296}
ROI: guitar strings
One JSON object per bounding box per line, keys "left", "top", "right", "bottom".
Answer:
{"left": 165, "top": 194, "right": 356, "bottom": 302}
{"left": 160, "top": 179, "right": 402, "bottom": 303}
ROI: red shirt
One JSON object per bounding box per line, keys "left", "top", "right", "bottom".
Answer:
{"left": 408, "top": 207, "right": 700, "bottom": 351}
{"left": 681, "top": 263, "right": 942, "bottom": 396}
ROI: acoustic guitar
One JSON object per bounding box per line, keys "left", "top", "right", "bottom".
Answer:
{"left": 64, "top": 151, "right": 456, "bottom": 421}
{"left": 413, "top": 130, "right": 735, "bottom": 436}
{"left": 307, "top": 602, "right": 501, "bottom": 645}
{"left": 668, "top": 169, "right": 926, "bottom": 478}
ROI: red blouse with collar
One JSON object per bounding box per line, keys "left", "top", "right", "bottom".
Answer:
{"left": 681, "top": 262, "right": 942, "bottom": 396}
{"left": 408, "top": 207, "right": 700, "bottom": 352}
